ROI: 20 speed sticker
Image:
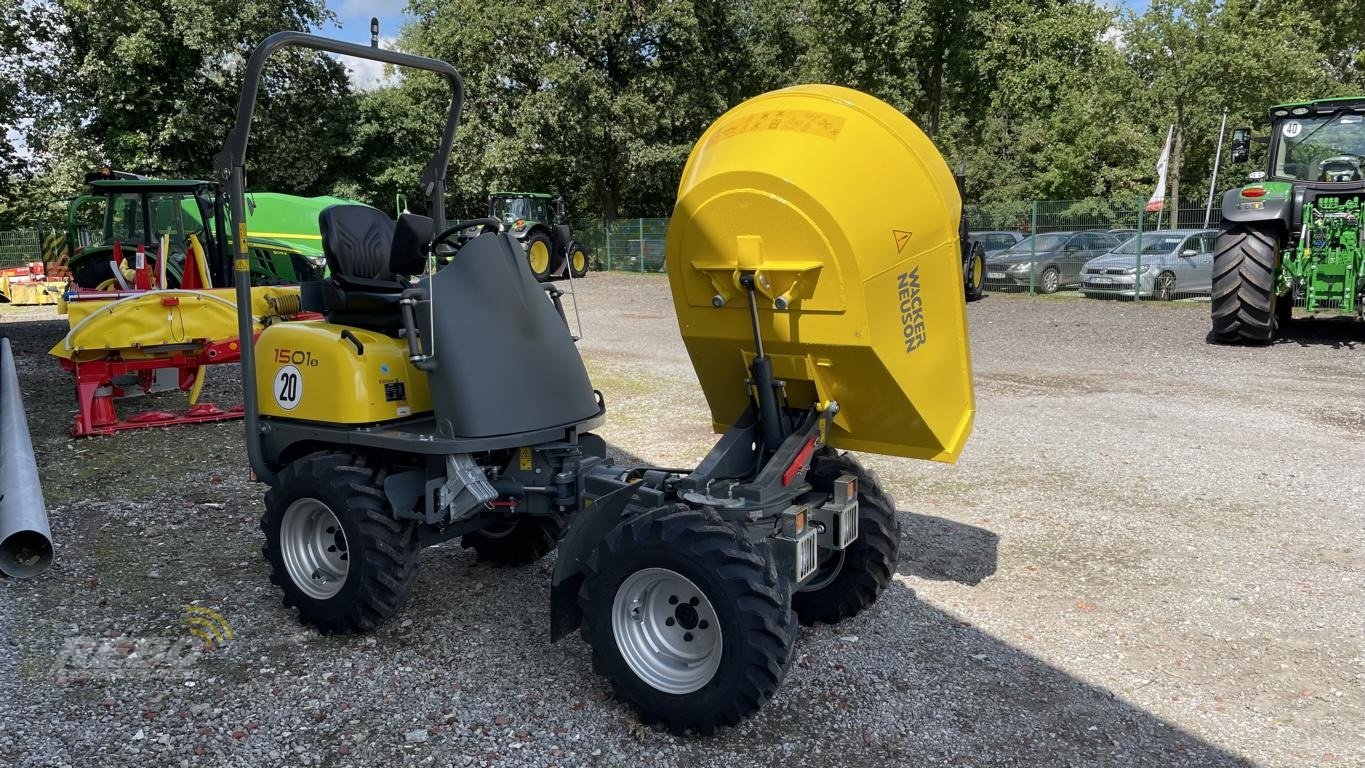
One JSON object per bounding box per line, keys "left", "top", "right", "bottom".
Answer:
{"left": 273, "top": 365, "right": 303, "bottom": 410}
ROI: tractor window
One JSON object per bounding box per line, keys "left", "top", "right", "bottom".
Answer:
{"left": 104, "top": 194, "right": 148, "bottom": 246}
{"left": 1271, "top": 113, "right": 1365, "bottom": 181}
{"left": 148, "top": 193, "right": 207, "bottom": 245}
{"left": 492, "top": 197, "right": 550, "bottom": 224}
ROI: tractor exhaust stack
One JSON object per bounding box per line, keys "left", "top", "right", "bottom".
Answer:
{"left": 0, "top": 337, "right": 52, "bottom": 578}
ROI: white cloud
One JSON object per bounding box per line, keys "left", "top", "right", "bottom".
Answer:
{"left": 333, "top": 36, "right": 401, "bottom": 90}
{"left": 1101, "top": 25, "right": 1126, "bottom": 50}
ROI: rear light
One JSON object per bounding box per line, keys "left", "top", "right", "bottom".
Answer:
{"left": 1241, "top": 187, "right": 1267, "bottom": 198}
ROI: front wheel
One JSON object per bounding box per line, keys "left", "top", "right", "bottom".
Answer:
{"left": 579, "top": 505, "right": 796, "bottom": 734}
{"left": 262, "top": 453, "right": 419, "bottom": 634}
{"left": 1037, "top": 266, "right": 1061, "bottom": 294}
{"left": 964, "top": 243, "right": 986, "bottom": 302}
{"left": 1153, "top": 271, "right": 1177, "bottom": 301}
{"left": 791, "top": 451, "right": 900, "bottom": 626}
{"left": 568, "top": 242, "right": 589, "bottom": 278}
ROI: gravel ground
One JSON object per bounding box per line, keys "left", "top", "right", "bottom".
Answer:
{"left": 0, "top": 275, "right": 1361, "bottom": 768}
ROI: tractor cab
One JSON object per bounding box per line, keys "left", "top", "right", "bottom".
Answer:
{"left": 66, "top": 171, "right": 227, "bottom": 290}
{"left": 489, "top": 191, "right": 554, "bottom": 227}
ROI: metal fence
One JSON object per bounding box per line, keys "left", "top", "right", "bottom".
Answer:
{"left": 0, "top": 230, "right": 40, "bottom": 268}
{"left": 572, "top": 218, "right": 670, "bottom": 273}
{"left": 574, "top": 199, "right": 1229, "bottom": 303}
{"left": 965, "top": 198, "right": 1225, "bottom": 302}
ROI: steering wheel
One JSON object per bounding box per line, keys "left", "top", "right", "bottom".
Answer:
{"left": 431, "top": 218, "right": 503, "bottom": 252}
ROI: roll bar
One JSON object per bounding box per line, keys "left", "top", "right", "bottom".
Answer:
{"left": 216, "top": 29, "right": 465, "bottom": 485}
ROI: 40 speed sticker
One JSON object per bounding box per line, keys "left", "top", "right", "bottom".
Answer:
{"left": 273, "top": 365, "right": 303, "bottom": 411}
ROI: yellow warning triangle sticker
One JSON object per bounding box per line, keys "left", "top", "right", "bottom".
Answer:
{"left": 893, "top": 229, "right": 913, "bottom": 253}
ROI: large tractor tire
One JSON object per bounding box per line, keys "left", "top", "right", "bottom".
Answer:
{"left": 523, "top": 233, "right": 556, "bottom": 282}
{"left": 579, "top": 504, "right": 796, "bottom": 734}
{"left": 791, "top": 450, "right": 900, "bottom": 626}
{"left": 1211, "top": 223, "right": 1286, "bottom": 344}
{"left": 461, "top": 513, "right": 568, "bottom": 565}
{"left": 567, "top": 241, "right": 589, "bottom": 278}
{"left": 964, "top": 241, "right": 986, "bottom": 302}
{"left": 262, "top": 452, "right": 419, "bottom": 634}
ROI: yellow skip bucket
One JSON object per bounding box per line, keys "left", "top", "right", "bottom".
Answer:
{"left": 665, "top": 84, "right": 975, "bottom": 462}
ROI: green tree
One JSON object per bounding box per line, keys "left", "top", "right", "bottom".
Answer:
{"left": 1122, "top": 0, "right": 1334, "bottom": 223}
{"left": 19, "top": 0, "right": 354, "bottom": 214}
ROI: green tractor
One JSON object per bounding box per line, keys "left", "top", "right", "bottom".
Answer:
{"left": 64, "top": 169, "right": 367, "bottom": 290}
{"left": 1213, "top": 97, "right": 1365, "bottom": 343}
{"left": 489, "top": 192, "right": 589, "bottom": 281}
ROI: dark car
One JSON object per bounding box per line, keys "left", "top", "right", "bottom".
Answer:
{"left": 969, "top": 230, "right": 1026, "bottom": 256}
{"left": 984, "top": 230, "right": 1122, "bottom": 293}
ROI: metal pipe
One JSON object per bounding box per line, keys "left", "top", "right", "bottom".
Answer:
{"left": 0, "top": 338, "right": 52, "bottom": 578}
{"left": 1204, "top": 108, "right": 1229, "bottom": 228}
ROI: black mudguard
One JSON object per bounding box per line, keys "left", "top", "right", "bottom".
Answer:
{"left": 549, "top": 478, "right": 642, "bottom": 642}
{"left": 1219, "top": 187, "right": 1291, "bottom": 227}
{"left": 552, "top": 224, "right": 572, "bottom": 261}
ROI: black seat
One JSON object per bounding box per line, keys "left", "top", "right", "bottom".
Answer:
{"left": 318, "top": 205, "right": 420, "bottom": 332}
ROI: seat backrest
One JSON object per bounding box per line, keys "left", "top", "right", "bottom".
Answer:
{"left": 320, "top": 205, "right": 396, "bottom": 283}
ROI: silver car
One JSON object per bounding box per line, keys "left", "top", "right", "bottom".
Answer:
{"left": 1080, "top": 229, "right": 1219, "bottom": 300}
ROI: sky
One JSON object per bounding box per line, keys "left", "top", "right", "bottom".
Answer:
{"left": 322, "top": 0, "right": 411, "bottom": 89}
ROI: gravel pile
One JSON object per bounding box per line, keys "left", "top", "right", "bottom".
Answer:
{"left": 0, "top": 280, "right": 1360, "bottom": 767}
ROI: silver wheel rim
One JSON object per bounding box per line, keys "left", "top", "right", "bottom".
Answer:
{"left": 1042, "top": 269, "right": 1058, "bottom": 292}
{"left": 1156, "top": 274, "right": 1174, "bottom": 300}
{"left": 280, "top": 498, "right": 349, "bottom": 600}
{"left": 611, "top": 568, "right": 722, "bottom": 694}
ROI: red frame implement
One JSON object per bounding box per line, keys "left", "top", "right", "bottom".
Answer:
{"left": 60, "top": 336, "right": 250, "bottom": 438}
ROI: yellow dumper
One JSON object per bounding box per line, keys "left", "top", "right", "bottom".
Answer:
{"left": 216, "top": 28, "right": 976, "bottom": 740}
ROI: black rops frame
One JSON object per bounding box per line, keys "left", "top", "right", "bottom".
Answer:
{"left": 213, "top": 29, "right": 465, "bottom": 485}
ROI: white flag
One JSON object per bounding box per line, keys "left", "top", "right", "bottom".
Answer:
{"left": 1146, "top": 125, "right": 1173, "bottom": 213}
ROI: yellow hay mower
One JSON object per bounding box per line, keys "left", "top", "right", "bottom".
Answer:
{"left": 225, "top": 30, "right": 972, "bottom": 736}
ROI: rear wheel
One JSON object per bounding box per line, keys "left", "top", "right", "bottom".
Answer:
{"left": 262, "top": 453, "right": 419, "bottom": 634}
{"left": 964, "top": 242, "right": 986, "bottom": 302}
{"left": 461, "top": 513, "right": 568, "bottom": 565}
{"left": 791, "top": 451, "right": 900, "bottom": 626}
{"left": 568, "top": 242, "right": 589, "bottom": 278}
{"left": 524, "top": 233, "right": 555, "bottom": 281}
{"left": 579, "top": 504, "right": 796, "bottom": 734}
{"left": 1211, "top": 223, "right": 1283, "bottom": 344}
